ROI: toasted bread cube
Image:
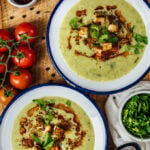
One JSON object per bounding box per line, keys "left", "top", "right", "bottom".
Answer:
{"left": 50, "top": 146, "right": 60, "bottom": 150}
{"left": 95, "top": 49, "right": 102, "bottom": 57}
{"left": 53, "top": 126, "right": 64, "bottom": 140}
{"left": 44, "top": 125, "right": 51, "bottom": 133}
{"left": 78, "top": 27, "right": 88, "bottom": 38}
{"left": 101, "top": 43, "right": 112, "bottom": 51}
{"left": 27, "top": 106, "right": 39, "bottom": 117}
{"left": 108, "top": 24, "right": 118, "bottom": 32}
{"left": 93, "top": 16, "right": 105, "bottom": 24}
{"left": 33, "top": 146, "right": 38, "bottom": 150}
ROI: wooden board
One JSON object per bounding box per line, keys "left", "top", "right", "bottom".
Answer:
{"left": 0, "top": 0, "right": 150, "bottom": 149}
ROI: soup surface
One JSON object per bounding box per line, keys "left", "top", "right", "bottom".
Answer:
{"left": 59, "top": 0, "right": 147, "bottom": 81}
{"left": 11, "top": 97, "right": 94, "bottom": 150}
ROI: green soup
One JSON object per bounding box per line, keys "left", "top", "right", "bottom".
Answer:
{"left": 11, "top": 97, "right": 95, "bottom": 150}
{"left": 59, "top": 0, "right": 147, "bottom": 81}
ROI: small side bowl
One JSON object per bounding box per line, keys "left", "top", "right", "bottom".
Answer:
{"left": 119, "top": 90, "right": 150, "bottom": 142}
{"left": 7, "top": 0, "right": 37, "bottom": 8}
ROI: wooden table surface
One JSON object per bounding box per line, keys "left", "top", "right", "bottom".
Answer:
{"left": 0, "top": 0, "right": 150, "bottom": 149}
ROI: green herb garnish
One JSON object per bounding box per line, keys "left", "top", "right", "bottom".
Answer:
{"left": 101, "top": 26, "right": 108, "bottom": 34}
{"left": 69, "top": 17, "right": 84, "bottom": 29}
{"left": 32, "top": 133, "right": 55, "bottom": 150}
{"left": 134, "top": 34, "right": 148, "bottom": 44}
{"left": 129, "top": 25, "right": 136, "bottom": 33}
{"left": 66, "top": 100, "right": 71, "bottom": 106}
{"left": 134, "top": 48, "right": 140, "bottom": 54}
{"left": 90, "top": 24, "right": 100, "bottom": 40}
{"left": 32, "top": 99, "right": 55, "bottom": 110}
{"left": 90, "top": 30, "right": 100, "bottom": 39}
{"left": 43, "top": 133, "right": 54, "bottom": 150}
{"left": 43, "top": 113, "right": 53, "bottom": 125}
{"left": 122, "top": 94, "right": 150, "bottom": 139}
{"left": 32, "top": 134, "right": 41, "bottom": 144}
{"left": 98, "top": 34, "right": 108, "bottom": 43}
{"left": 123, "top": 43, "right": 145, "bottom": 54}
{"left": 107, "top": 36, "right": 118, "bottom": 43}
{"left": 90, "top": 24, "right": 99, "bottom": 31}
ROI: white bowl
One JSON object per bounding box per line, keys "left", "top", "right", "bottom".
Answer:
{"left": 0, "top": 84, "right": 108, "bottom": 150}
{"left": 119, "top": 90, "right": 150, "bottom": 142}
{"left": 46, "top": 0, "right": 150, "bottom": 94}
{"left": 7, "top": 0, "right": 37, "bottom": 8}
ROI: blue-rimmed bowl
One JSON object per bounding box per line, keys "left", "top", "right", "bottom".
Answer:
{"left": 143, "top": 0, "right": 150, "bottom": 8}
{"left": 46, "top": 0, "right": 150, "bottom": 94}
{"left": 0, "top": 84, "right": 108, "bottom": 150}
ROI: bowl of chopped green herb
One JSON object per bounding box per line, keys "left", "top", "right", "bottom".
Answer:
{"left": 119, "top": 91, "right": 150, "bottom": 141}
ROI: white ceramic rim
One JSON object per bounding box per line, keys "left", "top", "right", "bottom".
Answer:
{"left": 0, "top": 84, "right": 108, "bottom": 150}
{"left": 119, "top": 90, "right": 150, "bottom": 142}
{"left": 7, "top": 0, "right": 37, "bottom": 8}
{"left": 46, "top": 0, "right": 150, "bottom": 94}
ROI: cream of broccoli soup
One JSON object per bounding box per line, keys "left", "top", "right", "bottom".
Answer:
{"left": 11, "top": 97, "right": 94, "bottom": 150}
{"left": 59, "top": 0, "right": 148, "bottom": 81}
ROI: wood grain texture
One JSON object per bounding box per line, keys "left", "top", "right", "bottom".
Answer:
{"left": 0, "top": 0, "right": 149, "bottom": 149}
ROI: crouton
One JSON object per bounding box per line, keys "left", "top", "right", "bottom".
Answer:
{"left": 44, "top": 125, "right": 51, "bottom": 133}
{"left": 78, "top": 27, "right": 88, "bottom": 38}
{"left": 115, "top": 10, "right": 126, "bottom": 23}
{"left": 93, "top": 16, "right": 105, "bottom": 24}
{"left": 20, "top": 117, "right": 27, "bottom": 126}
{"left": 20, "top": 127, "right": 26, "bottom": 135}
{"left": 95, "top": 49, "right": 102, "bottom": 57}
{"left": 50, "top": 146, "right": 60, "bottom": 150}
{"left": 101, "top": 43, "right": 112, "bottom": 51}
{"left": 27, "top": 106, "right": 39, "bottom": 117}
{"left": 53, "top": 126, "right": 64, "bottom": 140}
{"left": 108, "top": 24, "right": 118, "bottom": 32}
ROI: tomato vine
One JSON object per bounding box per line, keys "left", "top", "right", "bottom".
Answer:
{"left": 0, "top": 34, "right": 36, "bottom": 97}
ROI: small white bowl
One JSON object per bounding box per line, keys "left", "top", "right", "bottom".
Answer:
{"left": 119, "top": 90, "right": 150, "bottom": 142}
{"left": 7, "top": 0, "right": 37, "bottom": 8}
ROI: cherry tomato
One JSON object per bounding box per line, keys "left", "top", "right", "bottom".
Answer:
{"left": 0, "top": 29, "right": 12, "bottom": 52}
{"left": 15, "top": 22, "right": 37, "bottom": 44}
{"left": 0, "top": 53, "right": 7, "bottom": 73}
{"left": 10, "top": 69, "right": 32, "bottom": 90}
{"left": 12, "top": 45, "right": 35, "bottom": 68}
{"left": 0, "top": 87, "right": 17, "bottom": 106}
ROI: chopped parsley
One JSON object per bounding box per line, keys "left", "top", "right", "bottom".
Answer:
{"left": 66, "top": 100, "right": 71, "bottom": 106}
{"left": 69, "top": 17, "right": 84, "bottom": 29}
{"left": 32, "top": 133, "right": 54, "bottom": 150}
{"left": 134, "top": 33, "right": 148, "bottom": 44}
{"left": 122, "top": 94, "right": 150, "bottom": 139}
{"left": 32, "top": 99, "right": 55, "bottom": 110}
